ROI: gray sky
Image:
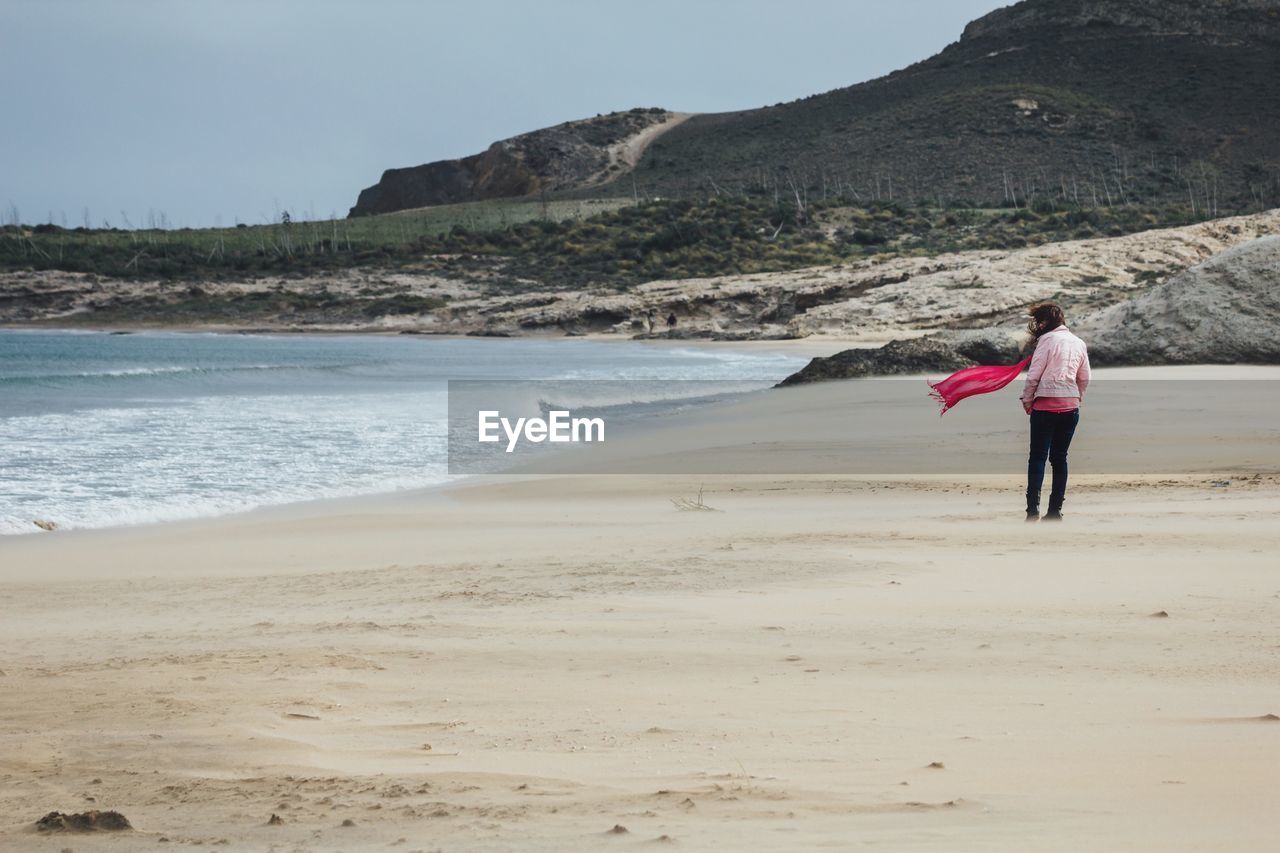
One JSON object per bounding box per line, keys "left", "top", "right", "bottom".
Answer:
{"left": 1, "top": 0, "right": 1007, "bottom": 228}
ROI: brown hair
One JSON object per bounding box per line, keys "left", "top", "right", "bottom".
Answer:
{"left": 1027, "top": 302, "right": 1066, "bottom": 338}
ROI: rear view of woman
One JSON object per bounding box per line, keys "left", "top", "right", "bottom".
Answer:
{"left": 1020, "top": 303, "right": 1090, "bottom": 521}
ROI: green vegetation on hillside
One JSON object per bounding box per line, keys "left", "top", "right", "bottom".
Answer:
{"left": 428, "top": 196, "right": 1208, "bottom": 290}
{"left": 0, "top": 198, "right": 626, "bottom": 280}
{"left": 2, "top": 194, "right": 1211, "bottom": 291}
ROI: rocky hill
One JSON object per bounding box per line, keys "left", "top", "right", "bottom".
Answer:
{"left": 349, "top": 109, "right": 687, "bottom": 216}
{"left": 613, "top": 0, "right": 1280, "bottom": 209}
{"left": 353, "top": 0, "right": 1280, "bottom": 214}
{"left": 1077, "top": 233, "right": 1280, "bottom": 364}
{"left": 778, "top": 227, "right": 1280, "bottom": 385}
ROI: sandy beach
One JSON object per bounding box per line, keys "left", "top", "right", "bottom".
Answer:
{"left": 9, "top": 0, "right": 1280, "bottom": 848}
{"left": 2, "top": 367, "right": 1278, "bottom": 851}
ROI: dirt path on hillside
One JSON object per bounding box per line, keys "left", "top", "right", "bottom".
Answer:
{"left": 590, "top": 111, "right": 696, "bottom": 185}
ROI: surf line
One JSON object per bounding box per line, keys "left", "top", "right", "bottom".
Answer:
{"left": 477, "top": 410, "right": 605, "bottom": 453}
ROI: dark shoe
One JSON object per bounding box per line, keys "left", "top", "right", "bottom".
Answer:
{"left": 1026, "top": 511, "right": 1040, "bottom": 522}
{"left": 1044, "top": 499, "right": 1064, "bottom": 521}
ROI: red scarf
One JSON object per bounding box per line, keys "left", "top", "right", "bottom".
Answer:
{"left": 927, "top": 357, "right": 1031, "bottom": 415}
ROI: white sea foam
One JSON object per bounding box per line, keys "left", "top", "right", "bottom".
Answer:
{"left": 1, "top": 391, "right": 450, "bottom": 534}
{"left": 0, "top": 362, "right": 349, "bottom": 382}
{"left": 0, "top": 332, "right": 807, "bottom": 534}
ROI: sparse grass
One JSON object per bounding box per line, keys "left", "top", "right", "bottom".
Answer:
{"left": 671, "top": 484, "right": 719, "bottom": 512}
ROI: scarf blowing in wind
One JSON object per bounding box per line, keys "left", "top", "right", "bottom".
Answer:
{"left": 927, "top": 357, "right": 1032, "bottom": 415}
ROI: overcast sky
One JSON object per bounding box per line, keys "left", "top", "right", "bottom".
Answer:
{"left": 1, "top": 0, "right": 1008, "bottom": 228}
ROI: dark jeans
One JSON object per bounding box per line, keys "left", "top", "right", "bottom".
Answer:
{"left": 1027, "top": 409, "right": 1080, "bottom": 513}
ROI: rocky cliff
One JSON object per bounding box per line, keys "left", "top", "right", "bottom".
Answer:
{"left": 349, "top": 109, "right": 686, "bottom": 216}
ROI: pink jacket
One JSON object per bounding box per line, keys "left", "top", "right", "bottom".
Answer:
{"left": 1020, "top": 326, "right": 1091, "bottom": 404}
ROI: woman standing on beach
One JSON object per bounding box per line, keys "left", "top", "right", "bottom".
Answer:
{"left": 1020, "top": 303, "right": 1090, "bottom": 522}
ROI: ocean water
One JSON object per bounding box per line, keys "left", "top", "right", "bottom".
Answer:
{"left": 0, "top": 330, "right": 807, "bottom": 534}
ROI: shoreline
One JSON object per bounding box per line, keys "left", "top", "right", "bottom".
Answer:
{"left": 10, "top": 363, "right": 1280, "bottom": 540}
{"left": 5, "top": 363, "right": 1278, "bottom": 542}
{"left": 2, "top": 327, "right": 819, "bottom": 535}
{"left": 0, "top": 330, "right": 825, "bottom": 538}
{"left": 0, "top": 322, "right": 854, "bottom": 356}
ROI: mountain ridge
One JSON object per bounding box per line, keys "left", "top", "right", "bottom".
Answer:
{"left": 961, "top": 0, "right": 1280, "bottom": 43}
{"left": 350, "top": 0, "right": 1280, "bottom": 216}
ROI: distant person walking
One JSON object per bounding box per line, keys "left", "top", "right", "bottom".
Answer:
{"left": 666, "top": 312, "right": 677, "bottom": 335}
{"left": 1020, "top": 303, "right": 1090, "bottom": 522}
